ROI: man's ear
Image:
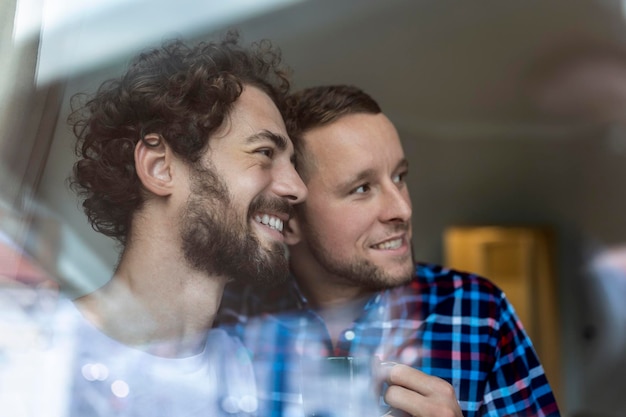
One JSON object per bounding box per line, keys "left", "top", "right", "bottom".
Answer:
{"left": 284, "top": 213, "right": 303, "bottom": 246}
{"left": 135, "top": 134, "right": 175, "bottom": 196}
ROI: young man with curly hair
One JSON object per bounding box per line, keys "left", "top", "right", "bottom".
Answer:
{"left": 69, "top": 33, "right": 305, "bottom": 360}
{"left": 0, "top": 34, "right": 305, "bottom": 416}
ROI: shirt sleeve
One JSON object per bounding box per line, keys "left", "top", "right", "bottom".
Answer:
{"left": 481, "top": 293, "right": 560, "bottom": 416}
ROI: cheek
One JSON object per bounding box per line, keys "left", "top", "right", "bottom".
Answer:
{"left": 231, "top": 173, "right": 271, "bottom": 201}
{"left": 305, "top": 203, "right": 369, "bottom": 247}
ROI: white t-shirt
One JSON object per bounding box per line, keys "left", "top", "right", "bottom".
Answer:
{"left": 0, "top": 288, "right": 257, "bottom": 417}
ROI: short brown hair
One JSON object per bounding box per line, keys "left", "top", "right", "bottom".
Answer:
{"left": 284, "top": 85, "right": 381, "bottom": 180}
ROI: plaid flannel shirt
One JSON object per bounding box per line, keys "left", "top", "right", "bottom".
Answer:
{"left": 218, "top": 263, "right": 560, "bottom": 417}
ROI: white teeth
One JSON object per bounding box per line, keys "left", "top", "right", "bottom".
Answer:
{"left": 255, "top": 214, "right": 284, "bottom": 232}
{"left": 374, "top": 238, "right": 402, "bottom": 250}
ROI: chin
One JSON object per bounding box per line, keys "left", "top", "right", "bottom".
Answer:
{"left": 387, "top": 273, "right": 413, "bottom": 286}
{"left": 387, "top": 265, "right": 415, "bottom": 284}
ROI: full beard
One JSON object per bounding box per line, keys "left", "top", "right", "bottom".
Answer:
{"left": 180, "top": 165, "right": 291, "bottom": 285}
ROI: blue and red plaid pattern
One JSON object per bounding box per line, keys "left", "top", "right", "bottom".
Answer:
{"left": 218, "top": 263, "right": 561, "bottom": 417}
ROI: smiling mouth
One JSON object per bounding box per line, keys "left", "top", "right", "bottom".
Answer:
{"left": 254, "top": 213, "right": 284, "bottom": 233}
{"left": 371, "top": 237, "right": 403, "bottom": 250}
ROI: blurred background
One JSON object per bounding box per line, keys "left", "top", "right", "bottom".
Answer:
{"left": 2, "top": 0, "right": 626, "bottom": 416}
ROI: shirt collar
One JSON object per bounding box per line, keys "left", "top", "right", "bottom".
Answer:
{"left": 287, "top": 276, "right": 310, "bottom": 309}
{"left": 289, "top": 275, "right": 391, "bottom": 322}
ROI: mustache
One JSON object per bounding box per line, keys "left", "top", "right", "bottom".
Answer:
{"left": 248, "top": 194, "right": 294, "bottom": 219}
{"left": 388, "top": 222, "right": 410, "bottom": 233}
{"left": 374, "top": 222, "right": 410, "bottom": 242}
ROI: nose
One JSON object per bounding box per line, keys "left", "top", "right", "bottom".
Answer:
{"left": 272, "top": 161, "right": 307, "bottom": 204}
{"left": 380, "top": 182, "right": 412, "bottom": 223}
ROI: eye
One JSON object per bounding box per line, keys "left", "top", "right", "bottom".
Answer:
{"left": 256, "top": 147, "right": 274, "bottom": 158}
{"left": 351, "top": 184, "right": 370, "bottom": 195}
{"left": 392, "top": 171, "right": 407, "bottom": 185}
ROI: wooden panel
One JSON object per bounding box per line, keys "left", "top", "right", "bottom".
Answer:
{"left": 481, "top": 240, "right": 534, "bottom": 336}
{"left": 444, "top": 226, "right": 562, "bottom": 409}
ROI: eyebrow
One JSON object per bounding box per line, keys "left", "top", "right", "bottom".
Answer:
{"left": 336, "top": 158, "right": 409, "bottom": 191}
{"left": 247, "top": 129, "right": 298, "bottom": 165}
{"left": 246, "top": 129, "right": 288, "bottom": 151}
{"left": 397, "top": 158, "right": 409, "bottom": 172}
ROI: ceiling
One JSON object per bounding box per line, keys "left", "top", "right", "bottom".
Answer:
{"left": 42, "top": 0, "right": 626, "bottom": 131}
{"left": 242, "top": 0, "right": 626, "bottom": 134}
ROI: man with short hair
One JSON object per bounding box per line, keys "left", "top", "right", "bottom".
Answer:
{"left": 220, "top": 85, "right": 560, "bottom": 417}
{"left": 0, "top": 34, "right": 306, "bottom": 416}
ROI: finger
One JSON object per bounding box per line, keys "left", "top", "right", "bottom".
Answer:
{"left": 385, "top": 383, "right": 425, "bottom": 416}
{"left": 387, "top": 364, "right": 457, "bottom": 397}
{"left": 386, "top": 364, "right": 433, "bottom": 395}
{"left": 383, "top": 383, "right": 461, "bottom": 417}
{"left": 383, "top": 385, "right": 448, "bottom": 417}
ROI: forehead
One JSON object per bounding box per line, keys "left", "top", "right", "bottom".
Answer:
{"left": 302, "top": 113, "right": 405, "bottom": 179}
{"left": 208, "top": 85, "right": 292, "bottom": 152}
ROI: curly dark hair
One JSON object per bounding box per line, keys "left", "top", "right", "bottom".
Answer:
{"left": 69, "top": 32, "right": 291, "bottom": 245}
{"left": 284, "top": 85, "right": 381, "bottom": 181}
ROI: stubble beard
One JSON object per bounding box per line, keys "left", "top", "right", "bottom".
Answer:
{"left": 302, "top": 222, "right": 415, "bottom": 291}
{"left": 180, "top": 165, "right": 290, "bottom": 285}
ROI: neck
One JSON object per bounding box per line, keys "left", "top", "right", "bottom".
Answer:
{"left": 292, "top": 263, "right": 374, "bottom": 347}
{"left": 313, "top": 292, "right": 373, "bottom": 347}
{"left": 75, "top": 235, "right": 227, "bottom": 358}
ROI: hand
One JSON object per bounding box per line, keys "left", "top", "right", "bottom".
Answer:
{"left": 377, "top": 363, "right": 462, "bottom": 417}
